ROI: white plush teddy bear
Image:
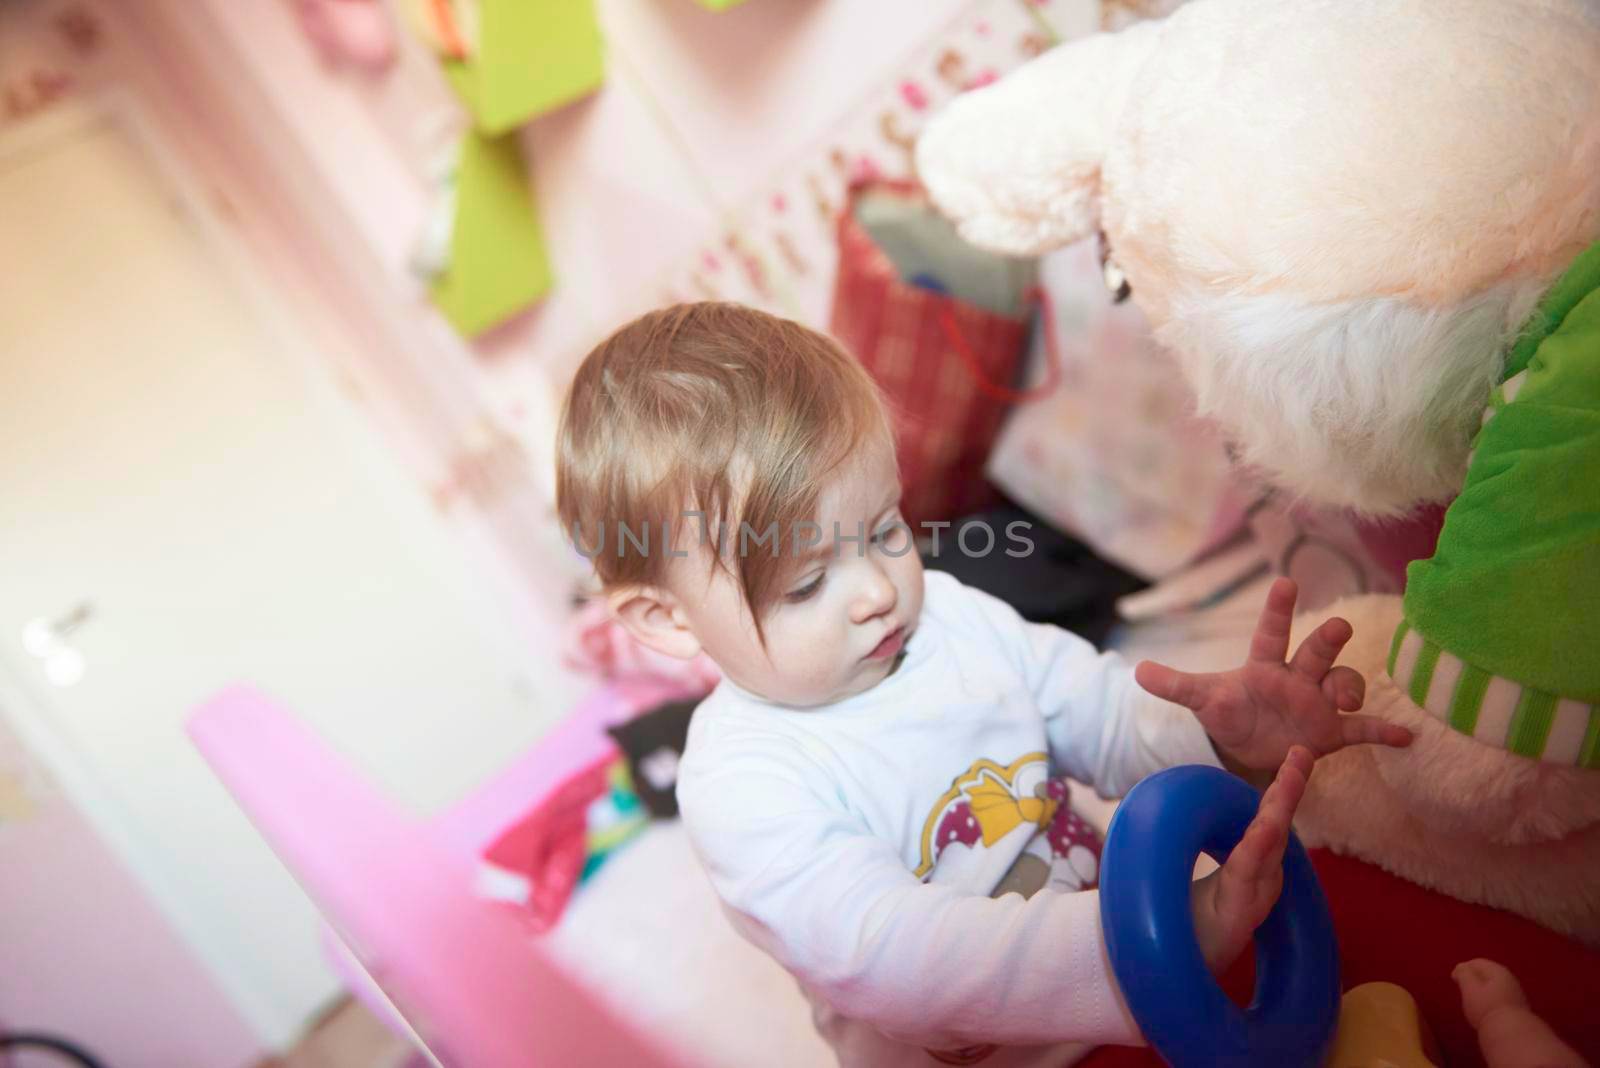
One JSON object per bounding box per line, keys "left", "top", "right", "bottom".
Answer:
{"left": 916, "top": 0, "right": 1600, "bottom": 950}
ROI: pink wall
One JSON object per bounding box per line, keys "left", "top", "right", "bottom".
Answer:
{"left": 0, "top": 783, "right": 260, "bottom": 1068}
{"left": 187, "top": 0, "right": 1093, "bottom": 484}
{"left": 0, "top": 1, "right": 1099, "bottom": 1060}
{"left": 0, "top": 9, "right": 259, "bottom": 1063}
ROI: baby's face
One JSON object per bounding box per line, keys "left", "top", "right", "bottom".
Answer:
{"left": 669, "top": 437, "right": 924, "bottom": 707}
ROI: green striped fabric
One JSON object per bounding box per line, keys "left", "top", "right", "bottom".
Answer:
{"left": 1449, "top": 666, "right": 1490, "bottom": 739}
{"left": 1390, "top": 238, "right": 1600, "bottom": 769}
{"left": 1389, "top": 624, "right": 1600, "bottom": 768}
{"left": 1582, "top": 715, "right": 1600, "bottom": 770}
{"left": 1507, "top": 689, "right": 1558, "bottom": 758}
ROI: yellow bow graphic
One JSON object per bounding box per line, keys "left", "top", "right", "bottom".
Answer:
{"left": 965, "top": 773, "right": 1059, "bottom": 847}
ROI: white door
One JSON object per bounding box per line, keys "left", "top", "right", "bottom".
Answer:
{"left": 0, "top": 99, "right": 581, "bottom": 1047}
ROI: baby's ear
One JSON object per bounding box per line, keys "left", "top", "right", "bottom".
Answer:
{"left": 916, "top": 20, "right": 1161, "bottom": 256}
{"left": 608, "top": 585, "right": 702, "bottom": 662}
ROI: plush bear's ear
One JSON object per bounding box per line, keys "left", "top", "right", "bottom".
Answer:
{"left": 916, "top": 20, "right": 1161, "bottom": 256}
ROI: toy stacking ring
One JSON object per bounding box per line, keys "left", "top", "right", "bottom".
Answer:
{"left": 1099, "top": 765, "right": 1341, "bottom": 1068}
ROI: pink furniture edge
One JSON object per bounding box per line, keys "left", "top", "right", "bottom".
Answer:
{"left": 187, "top": 683, "right": 692, "bottom": 1068}
{"left": 318, "top": 674, "right": 698, "bottom": 1036}
{"left": 430, "top": 676, "right": 693, "bottom": 860}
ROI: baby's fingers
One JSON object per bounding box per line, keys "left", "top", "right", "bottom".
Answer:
{"left": 1224, "top": 748, "right": 1312, "bottom": 885}
{"left": 1258, "top": 746, "right": 1312, "bottom": 834}
{"left": 1135, "top": 660, "right": 1216, "bottom": 711}
{"left": 1248, "top": 578, "right": 1299, "bottom": 663}
{"left": 1320, "top": 665, "right": 1366, "bottom": 711}
{"left": 1456, "top": 959, "right": 1529, "bottom": 1028}
{"left": 1454, "top": 959, "right": 1588, "bottom": 1068}
{"left": 1198, "top": 749, "right": 1315, "bottom": 972}
{"left": 1289, "top": 616, "right": 1353, "bottom": 680}
{"left": 1338, "top": 714, "right": 1413, "bottom": 750}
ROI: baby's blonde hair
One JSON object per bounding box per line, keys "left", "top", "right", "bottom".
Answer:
{"left": 556, "top": 302, "right": 891, "bottom": 638}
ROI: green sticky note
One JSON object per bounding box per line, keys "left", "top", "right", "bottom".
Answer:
{"left": 428, "top": 129, "right": 552, "bottom": 338}
{"left": 442, "top": 0, "right": 605, "bottom": 135}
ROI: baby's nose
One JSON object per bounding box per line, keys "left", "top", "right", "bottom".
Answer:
{"left": 851, "top": 566, "right": 897, "bottom": 622}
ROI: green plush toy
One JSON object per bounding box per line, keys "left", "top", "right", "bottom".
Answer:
{"left": 1393, "top": 244, "right": 1600, "bottom": 768}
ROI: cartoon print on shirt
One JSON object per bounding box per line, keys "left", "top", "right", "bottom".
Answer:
{"left": 916, "top": 754, "right": 1103, "bottom": 898}
{"left": 993, "top": 783, "right": 1103, "bottom": 899}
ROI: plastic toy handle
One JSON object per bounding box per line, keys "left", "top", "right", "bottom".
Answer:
{"left": 1099, "top": 765, "right": 1341, "bottom": 1068}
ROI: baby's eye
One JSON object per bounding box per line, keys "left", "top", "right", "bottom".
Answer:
{"left": 871, "top": 521, "right": 906, "bottom": 550}
{"left": 785, "top": 571, "right": 825, "bottom": 603}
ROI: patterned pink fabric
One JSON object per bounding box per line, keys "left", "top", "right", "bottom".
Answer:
{"left": 1247, "top": 498, "right": 1450, "bottom": 611}
{"left": 987, "top": 241, "right": 1247, "bottom": 579}
{"left": 563, "top": 600, "right": 720, "bottom": 693}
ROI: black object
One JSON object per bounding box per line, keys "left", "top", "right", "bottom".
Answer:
{"left": 921, "top": 501, "right": 1147, "bottom": 647}
{"left": 0, "top": 1033, "right": 107, "bottom": 1068}
{"left": 606, "top": 697, "right": 701, "bottom": 819}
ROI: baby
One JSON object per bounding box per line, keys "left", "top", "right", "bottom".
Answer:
{"left": 556, "top": 302, "right": 1409, "bottom": 1067}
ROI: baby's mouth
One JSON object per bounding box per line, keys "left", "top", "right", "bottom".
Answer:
{"left": 866, "top": 625, "right": 906, "bottom": 661}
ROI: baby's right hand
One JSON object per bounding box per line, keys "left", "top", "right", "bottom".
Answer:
{"left": 1189, "top": 746, "right": 1315, "bottom": 975}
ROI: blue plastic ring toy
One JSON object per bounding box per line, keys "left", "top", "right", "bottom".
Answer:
{"left": 1099, "top": 764, "right": 1340, "bottom": 1068}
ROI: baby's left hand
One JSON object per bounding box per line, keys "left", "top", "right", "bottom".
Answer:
{"left": 1135, "top": 578, "right": 1413, "bottom": 773}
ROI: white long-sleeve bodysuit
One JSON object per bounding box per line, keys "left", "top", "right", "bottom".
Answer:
{"left": 677, "top": 571, "right": 1221, "bottom": 1067}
